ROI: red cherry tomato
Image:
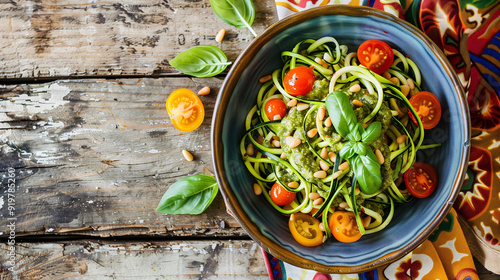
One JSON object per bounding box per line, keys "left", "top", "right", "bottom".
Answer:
{"left": 329, "top": 211, "right": 362, "bottom": 243}
{"left": 357, "top": 40, "right": 394, "bottom": 74}
{"left": 408, "top": 91, "right": 442, "bottom": 129}
{"left": 264, "top": 98, "right": 287, "bottom": 120}
{"left": 404, "top": 162, "right": 438, "bottom": 198}
{"left": 283, "top": 66, "right": 315, "bottom": 96}
{"left": 289, "top": 213, "right": 324, "bottom": 247}
{"left": 270, "top": 182, "right": 296, "bottom": 206}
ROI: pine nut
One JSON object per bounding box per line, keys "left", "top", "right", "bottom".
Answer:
{"left": 352, "top": 99, "right": 363, "bottom": 107}
{"left": 319, "top": 59, "right": 328, "bottom": 68}
{"left": 323, "top": 52, "right": 333, "bottom": 63}
{"left": 273, "top": 114, "right": 281, "bottom": 121}
{"left": 375, "top": 149, "right": 385, "bottom": 164}
{"left": 307, "top": 128, "right": 318, "bottom": 138}
{"left": 332, "top": 170, "right": 342, "bottom": 179}
{"left": 259, "top": 75, "right": 272, "bottom": 83}
{"left": 280, "top": 152, "right": 287, "bottom": 160}
{"left": 296, "top": 102, "right": 309, "bottom": 111}
{"left": 400, "top": 85, "right": 410, "bottom": 96}
{"left": 318, "top": 107, "right": 326, "bottom": 121}
{"left": 313, "top": 197, "right": 324, "bottom": 205}
{"left": 382, "top": 72, "right": 391, "bottom": 80}
{"left": 272, "top": 140, "right": 281, "bottom": 147}
{"left": 287, "top": 99, "right": 297, "bottom": 107}
{"left": 320, "top": 147, "right": 328, "bottom": 159}
{"left": 256, "top": 135, "right": 264, "bottom": 145}
{"left": 339, "top": 201, "right": 349, "bottom": 209}
{"left": 324, "top": 117, "right": 332, "bottom": 127}
{"left": 396, "top": 135, "right": 407, "bottom": 144}
{"left": 289, "top": 138, "right": 302, "bottom": 149}
{"left": 272, "top": 135, "right": 280, "bottom": 141}
{"left": 407, "top": 78, "right": 415, "bottom": 89}
{"left": 363, "top": 216, "right": 372, "bottom": 228}
{"left": 319, "top": 222, "right": 325, "bottom": 231}
{"left": 288, "top": 181, "right": 299, "bottom": 189}
{"left": 253, "top": 183, "right": 262, "bottom": 195}
{"left": 246, "top": 143, "right": 254, "bottom": 156}
{"left": 319, "top": 160, "right": 329, "bottom": 171}
{"left": 182, "top": 149, "right": 194, "bottom": 161}
{"left": 215, "top": 29, "right": 226, "bottom": 42}
{"left": 285, "top": 136, "right": 294, "bottom": 146}
{"left": 339, "top": 161, "right": 349, "bottom": 171}
{"left": 198, "top": 86, "right": 211, "bottom": 96}
{"left": 349, "top": 84, "right": 361, "bottom": 92}
{"left": 328, "top": 152, "right": 337, "bottom": 162}
{"left": 390, "top": 77, "right": 399, "bottom": 85}
{"left": 313, "top": 170, "right": 327, "bottom": 178}
{"left": 309, "top": 192, "right": 320, "bottom": 200}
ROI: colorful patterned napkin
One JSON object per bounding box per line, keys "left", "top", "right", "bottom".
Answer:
{"left": 264, "top": 0, "right": 500, "bottom": 278}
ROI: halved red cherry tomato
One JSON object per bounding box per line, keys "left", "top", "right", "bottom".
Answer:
{"left": 404, "top": 162, "right": 438, "bottom": 198}
{"left": 264, "top": 98, "right": 287, "bottom": 120}
{"left": 357, "top": 40, "right": 394, "bottom": 74}
{"left": 166, "top": 88, "right": 205, "bottom": 132}
{"left": 270, "top": 182, "right": 296, "bottom": 206}
{"left": 408, "top": 91, "right": 442, "bottom": 129}
{"left": 329, "top": 211, "right": 362, "bottom": 243}
{"left": 283, "top": 66, "right": 316, "bottom": 96}
{"left": 289, "top": 212, "right": 324, "bottom": 247}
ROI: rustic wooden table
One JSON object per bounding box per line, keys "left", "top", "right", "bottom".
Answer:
{"left": 0, "top": 1, "right": 496, "bottom": 279}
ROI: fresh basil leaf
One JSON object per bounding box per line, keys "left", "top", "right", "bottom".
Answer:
{"left": 156, "top": 174, "right": 218, "bottom": 215}
{"left": 353, "top": 142, "right": 367, "bottom": 156}
{"left": 339, "top": 142, "right": 356, "bottom": 159}
{"left": 169, "top": 45, "right": 231, "bottom": 77}
{"left": 325, "top": 91, "right": 357, "bottom": 138}
{"left": 210, "top": 0, "right": 257, "bottom": 37}
{"left": 347, "top": 123, "right": 364, "bottom": 142}
{"left": 362, "top": 122, "right": 382, "bottom": 143}
{"left": 351, "top": 151, "right": 382, "bottom": 195}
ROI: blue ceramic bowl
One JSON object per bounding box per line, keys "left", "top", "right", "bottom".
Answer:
{"left": 212, "top": 6, "right": 470, "bottom": 273}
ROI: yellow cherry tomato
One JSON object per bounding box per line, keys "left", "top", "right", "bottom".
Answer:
{"left": 166, "top": 88, "right": 205, "bottom": 132}
{"left": 289, "top": 213, "right": 324, "bottom": 247}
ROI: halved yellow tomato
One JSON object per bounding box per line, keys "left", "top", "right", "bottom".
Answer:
{"left": 289, "top": 213, "right": 324, "bottom": 247}
{"left": 166, "top": 88, "right": 205, "bottom": 132}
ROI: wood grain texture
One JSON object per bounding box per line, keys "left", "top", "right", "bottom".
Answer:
{"left": 0, "top": 240, "right": 268, "bottom": 279}
{"left": 0, "top": 77, "right": 247, "bottom": 237}
{"left": 0, "top": 0, "right": 277, "bottom": 79}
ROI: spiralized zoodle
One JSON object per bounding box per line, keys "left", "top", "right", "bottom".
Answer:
{"left": 240, "top": 37, "right": 440, "bottom": 245}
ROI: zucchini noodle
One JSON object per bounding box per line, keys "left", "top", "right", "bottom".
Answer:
{"left": 240, "top": 37, "right": 440, "bottom": 245}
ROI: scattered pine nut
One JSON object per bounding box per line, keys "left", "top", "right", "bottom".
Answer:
{"left": 323, "top": 52, "right": 333, "bottom": 63}
{"left": 363, "top": 216, "right": 371, "bottom": 228}
{"left": 318, "top": 107, "right": 326, "bottom": 121}
{"left": 287, "top": 99, "right": 298, "bottom": 107}
{"left": 313, "top": 170, "right": 327, "bottom": 178}
{"left": 259, "top": 75, "right": 272, "bottom": 83}
{"left": 272, "top": 135, "right": 280, "bottom": 141}
{"left": 280, "top": 152, "right": 287, "bottom": 160}
{"left": 339, "top": 161, "right": 349, "bottom": 171}
{"left": 352, "top": 99, "right": 363, "bottom": 107}
{"left": 273, "top": 114, "right": 281, "bottom": 121}
{"left": 198, "top": 86, "right": 211, "bottom": 96}
{"left": 313, "top": 197, "right": 324, "bottom": 205}
{"left": 309, "top": 192, "right": 320, "bottom": 200}
{"left": 382, "top": 72, "right": 391, "bottom": 80}
{"left": 182, "top": 149, "right": 194, "bottom": 161}
{"left": 328, "top": 152, "right": 337, "bottom": 162}
{"left": 253, "top": 183, "right": 262, "bottom": 195}
{"left": 288, "top": 181, "right": 299, "bottom": 189}
{"left": 332, "top": 170, "right": 343, "bottom": 179}
{"left": 316, "top": 58, "right": 328, "bottom": 68}
{"left": 390, "top": 77, "right": 399, "bottom": 85}
{"left": 349, "top": 84, "right": 361, "bottom": 93}
{"left": 319, "top": 160, "right": 329, "bottom": 171}
{"left": 375, "top": 149, "right": 385, "bottom": 164}
{"left": 319, "top": 222, "right": 325, "bottom": 231}
{"left": 407, "top": 78, "right": 415, "bottom": 89}
{"left": 215, "top": 29, "right": 226, "bottom": 42}
{"left": 246, "top": 143, "right": 254, "bottom": 156}
{"left": 296, "top": 102, "right": 310, "bottom": 111}
{"left": 307, "top": 128, "right": 318, "bottom": 138}
{"left": 256, "top": 135, "right": 264, "bottom": 145}
{"left": 320, "top": 147, "right": 328, "bottom": 159}
{"left": 272, "top": 140, "right": 281, "bottom": 147}
{"left": 289, "top": 138, "right": 302, "bottom": 149}
{"left": 324, "top": 117, "right": 332, "bottom": 127}
{"left": 339, "top": 201, "right": 349, "bottom": 209}
{"left": 396, "top": 135, "right": 407, "bottom": 144}
{"left": 400, "top": 85, "right": 410, "bottom": 96}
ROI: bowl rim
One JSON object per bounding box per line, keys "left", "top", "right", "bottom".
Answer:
{"left": 211, "top": 5, "right": 471, "bottom": 273}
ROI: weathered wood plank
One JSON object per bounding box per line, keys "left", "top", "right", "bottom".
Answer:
{"left": 0, "top": 77, "right": 247, "bottom": 237}
{"left": 0, "top": 240, "right": 268, "bottom": 279}
{"left": 0, "top": 0, "right": 278, "bottom": 79}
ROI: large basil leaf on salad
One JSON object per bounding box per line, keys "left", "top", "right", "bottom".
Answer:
{"left": 350, "top": 150, "right": 382, "bottom": 195}
{"left": 361, "top": 122, "right": 382, "bottom": 143}
{"left": 209, "top": 0, "right": 257, "bottom": 37}
{"left": 169, "top": 45, "right": 231, "bottom": 77}
{"left": 325, "top": 91, "right": 358, "bottom": 138}
{"left": 156, "top": 174, "right": 218, "bottom": 215}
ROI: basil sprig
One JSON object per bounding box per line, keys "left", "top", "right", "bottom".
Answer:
{"left": 156, "top": 175, "right": 219, "bottom": 215}
{"left": 325, "top": 91, "right": 382, "bottom": 194}
{"left": 169, "top": 45, "right": 231, "bottom": 77}
{"left": 209, "top": 0, "right": 257, "bottom": 37}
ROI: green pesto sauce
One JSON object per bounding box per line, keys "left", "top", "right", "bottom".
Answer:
{"left": 301, "top": 79, "right": 329, "bottom": 101}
